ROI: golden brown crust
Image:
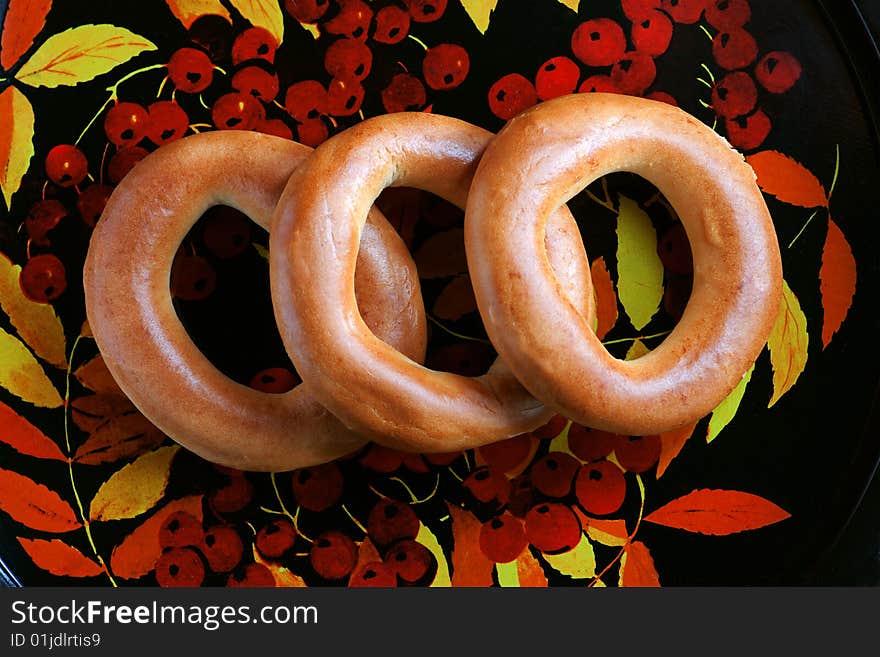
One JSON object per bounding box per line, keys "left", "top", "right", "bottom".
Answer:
{"left": 83, "top": 130, "right": 427, "bottom": 471}
{"left": 270, "top": 113, "right": 596, "bottom": 452}
{"left": 465, "top": 93, "right": 783, "bottom": 435}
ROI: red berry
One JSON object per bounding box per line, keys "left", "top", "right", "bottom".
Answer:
{"left": 645, "top": 90, "right": 678, "bottom": 106}
{"left": 367, "top": 500, "right": 420, "bottom": 546}
{"left": 423, "top": 451, "right": 462, "bottom": 466}
{"left": 156, "top": 547, "right": 205, "bottom": 587}
{"left": 231, "top": 26, "right": 277, "bottom": 65}
{"left": 226, "top": 562, "right": 275, "bottom": 587}
{"left": 571, "top": 19, "right": 627, "bottom": 67}
{"left": 77, "top": 184, "right": 113, "bottom": 227}
{"left": 385, "top": 539, "right": 436, "bottom": 585}
{"left": 463, "top": 466, "right": 511, "bottom": 509}
{"left": 349, "top": 561, "right": 398, "bottom": 587}
{"left": 532, "top": 415, "right": 568, "bottom": 440}
{"left": 374, "top": 5, "right": 410, "bottom": 44}
{"left": 19, "top": 254, "right": 66, "bottom": 303}
{"left": 255, "top": 519, "right": 297, "bottom": 559}
{"left": 578, "top": 75, "right": 622, "bottom": 94}
{"left": 171, "top": 254, "right": 216, "bottom": 301}
{"left": 405, "top": 0, "right": 447, "bottom": 23}
{"left": 755, "top": 51, "right": 802, "bottom": 93}
{"left": 212, "top": 92, "right": 262, "bottom": 130}
{"left": 535, "top": 56, "right": 580, "bottom": 100}
{"left": 725, "top": 108, "right": 771, "bottom": 151}
{"left": 107, "top": 146, "right": 148, "bottom": 185}
{"left": 568, "top": 425, "right": 616, "bottom": 462}
{"left": 713, "top": 29, "right": 758, "bottom": 70}
{"left": 310, "top": 531, "right": 358, "bottom": 580}
{"left": 232, "top": 66, "right": 280, "bottom": 101}
{"left": 611, "top": 52, "right": 656, "bottom": 95}
{"left": 45, "top": 144, "right": 88, "bottom": 188}
{"left": 664, "top": 273, "right": 693, "bottom": 321}
{"left": 201, "top": 205, "right": 251, "bottom": 258}
{"left": 146, "top": 101, "right": 189, "bottom": 145}
{"left": 705, "top": 0, "right": 751, "bottom": 30}
{"left": 621, "top": 0, "right": 661, "bottom": 20}
{"left": 187, "top": 14, "right": 234, "bottom": 62}
{"left": 478, "top": 435, "right": 531, "bottom": 473}
{"left": 423, "top": 44, "right": 470, "bottom": 90}
{"left": 524, "top": 503, "right": 581, "bottom": 554}
{"left": 255, "top": 118, "right": 294, "bottom": 139}
{"left": 167, "top": 47, "right": 214, "bottom": 93}
{"left": 657, "top": 222, "right": 693, "bottom": 274}
{"left": 359, "top": 443, "right": 404, "bottom": 472}
{"left": 325, "top": 0, "right": 373, "bottom": 40}
{"left": 381, "top": 73, "right": 426, "bottom": 113}
{"left": 209, "top": 471, "right": 254, "bottom": 514}
{"left": 479, "top": 514, "right": 527, "bottom": 563}
{"left": 660, "top": 0, "right": 707, "bottom": 24}
{"left": 325, "top": 38, "right": 372, "bottom": 81}
{"left": 25, "top": 200, "right": 67, "bottom": 246}
{"left": 284, "top": 80, "right": 328, "bottom": 122}
{"left": 200, "top": 525, "right": 244, "bottom": 573}
{"left": 283, "top": 0, "right": 329, "bottom": 23}
{"left": 575, "top": 461, "right": 627, "bottom": 515}
{"left": 249, "top": 367, "right": 299, "bottom": 393}
{"left": 104, "top": 102, "right": 148, "bottom": 147}
{"left": 403, "top": 453, "right": 429, "bottom": 473}
{"left": 292, "top": 462, "right": 344, "bottom": 511}
{"left": 711, "top": 72, "right": 757, "bottom": 119}
{"left": 327, "top": 76, "right": 365, "bottom": 116}
{"left": 159, "top": 511, "right": 204, "bottom": 549}
{"left": 530, "top": 453, "right": 580, "bottom": 499}
{"left": 613, "top": 434, "right": 662, "bottom": 473}
{"left": 508, "top": 474, "right": 536, "bottom": 518}
{"left": 631, "top": 9, "right": 674, "bottom": 56}
{"left": 488, "top": 73, "right": 538, "bottom": 121}
{"left": 296, "top": 118, "right": 329, "bottom": 147}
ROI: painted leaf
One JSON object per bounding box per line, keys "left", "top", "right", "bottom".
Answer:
{"left": 576, "top": 510, "right": 628, "bottom": 547}
{"left": 1, "top": 0, "right": 53, "bottom": 70}
{"left": 448, "top": 504, "right": 494, "bottom": 586}
{"left": 767, "top": 280, "right": 809, "bottom": 408}
{"left": 542, "top": 534, "right": 596, "bottom": 579}
{"left": 17, "top": 537, "right": 103, "bottom": 578}
{"left": 591, "top": 257, "right": 618, "bottom": 340}
{"left": 707, "top": 364, "right": 754, "bottom": 443}
{"left": 548, "top": 423, "right": 580, "bottom": 461}
{"left": 89, "top": 445, "right": 180, "bottom": 521}
{"left": 254, "top": 549, "right": 306, "bottom": 587}
{"left": 0, "top": 468, "right": 79, "bottom": 532}
{"left": 434, "top": 274, "right": 477, "bottom": 321}
{"left": 656, "top": 422, "right": 697, "bottom": 478}
{"left": 416, "top": 522, "right": 451, "bottom": 587}
{"left": 0, "top": 401, "right": 65, "bottom": 461}
{"left": 110, "top": 495, "right": 202, "bottom": 580}
{"left": 616, "top": 195, "right": 664, "bottom": 330}
{"left": 74, "top": 354, "right": 123, "bottom": 395}
{"left": 557, "top": 0, "right": 581, "bottom": 11}
{"left": 300, "top": 22, "right": 320, "bottom": 40}
{"left": 625, "top": 338, "right": 650, "bottom": 360}
{"left": 74, "top": 406, "right": 166, "bottom": 466}
{"left": 16, "top": 24, "right": 157, "bottom": 88}
{"left": 228, "top": 0, "right": 284, "bottom": 44}
{"left": 820, "top": 219, "right": 856, "bottom": 348}
{"left": 70, "top": 393, "right": 137, "bottom": 433}
{"left": 0, "top": 86, "right": 35, "bottom": 210}
{"left": 350, "top": 536, "right": 382, "bottom": 582}
{"left": 619, "top": 541, "right": 660, "bottom": 587}
{"left": 413, "top": 229, "right": 467, "bottom": 279}
{"left": 0, "top": 328, "right": 63, "bottom": 408}
{"left": 164, "top": 0, "right": 230, "bottom": 29}
{"left": 461, "top": 0, "right": 499, "bottom": 34}
{"left": 496, "top": 549, "right": 547, "bottom": 587}
{"left": 644, "top": 489, "right": 791, "bottom": 535}
{"left": 0, "top": 254, "right": 66, "bottom": 367}
{"left": 253, "top": 243, "right": 269, "bottom": 261}
{"left": 746, "top": 151, "right": 827, "bottom": 209}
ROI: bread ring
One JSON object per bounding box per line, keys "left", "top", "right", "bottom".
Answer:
{"left": 83, "top": 131, "right": 427, "bottom": 471}
{"left": 270, "top": 113, "right": 596, "bottom": 452}
{"left": 465, "top": 93, "right": 783, "bottom": 436}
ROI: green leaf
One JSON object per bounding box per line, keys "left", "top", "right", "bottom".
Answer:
{"left": 616, "top": 196, "right": 664, "bottom": 330}
{"left": 706, "top": 364, "right": 754, "bottom": 443}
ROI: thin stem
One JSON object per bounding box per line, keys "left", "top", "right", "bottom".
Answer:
{"left": 601, "top": 177, "right": 612, "bottom": 206}
{"left": 198, "top": 94, "right": 210, "bottom": 110}
{"left": 341, "top": 504, "right": 368, "bottom": 534}
{"left": 427, "top": 315, "right": 491, "bottom": 344}
{"left": 584, "top": 188, "right": 616, "bottom": 213}
{"left": 588, "top": 475, "right": 646, "bottom": 588}
{"left": 213, "top": 65, "right": 228, "bottom": 76}
{"left": 699, "top": 25, "right": 715, "bottom": 42}
{"left": 389, "top": 474, "right": 440, "bottom": 504}
{"left": 291, "top": 506, "right": 313, "bottom": 543}
{"left": 828, "top": 144, "right": 840, "bottom": 201}
{"left": 75, "top": 94, "right": 115, "bottom": 146}
{"left": 698, "top": 98, "right": 711, "bottom": 109}
{"left": 700, "top": 63, "right": 716, "bottom": 83}
{"left": 407, "top": 34, "right": 429, "bottom": 50}
{"left": 358, "top": 109, "right": 365, "bottom": 121}
{"left": 108, "top": 63, "right": 166, "bottom": 92}
{"left": 259, "top": 506, "right": 286, "bottom": 516}
{"left": 601, "top": 330, "right": 671, "bottom": 347}
{"left": 787, "top": 210, "right": 819, "bottom": 249}
{"left": 696, "top": 77, "right": 712, "bottom": 89}
{"left": 156, "top": 75, "right": 169, "bottom": 99}
{"left": 270, "top": 473, "right": 292, "bottom": 517}
{"left": 446, "top": 465, "right": 464, "bottom": 482}
{"left": 99, "top": 143, "right": 109, "bottom": 186}
{"left": 367, "top": 483, "right": 389, "bottom": 500}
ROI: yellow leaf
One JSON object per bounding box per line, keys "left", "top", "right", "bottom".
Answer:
{"left": 16, "top": 24, "right": 157, "bottom": 88}
{"left": 0, "top": 328, "right": 62, "bottom": 407}
{"left": 164, "top": 0, "right": 231, "bottom": 29}
{"left": 625, "top": 338, "right": 650, "bottom": 360}
{"left": 542, "top": 534, "right": 596, "bottom": 579}
{"left": 0, "top": 254, "right": 66, "bottom": 367}
{"left": 616, "top": 195, "right": 664, "bottom": 330}
{"left": 301, "top": 22, "right": 320, "bottom": 40}
{"left": 461, "top": 0, "right": 499, "bottom": 34}
{"left": 548, "top": 421, "right": 580, "bottom": 461}
{"left": 557, "top": 0, "right": 581, "bottom": 11}
{"left": 89, "top": 445, "right": 179, "bottom": 522}
{"left": 416, "top": 522, "right": 451, "bottom": 587}
{"left": 706, "top": 364, "right": 754, "bottom": 443}
{"left": 0, "top": 86, "right": 34, "bottom": 209}
{"left": 253, "top": 548, "right": 307, "bottom": 587}
{"left": 228, "top": 0, "right": 284, "bottom": 44}
{"left": 767, "top": 280, "right": 809, "bottom": 408}
{"left": 495, "top": 560, "right": 519, "bottom": 587}
{"left": 495, "top": 549, "right": 548, "bottom": 586}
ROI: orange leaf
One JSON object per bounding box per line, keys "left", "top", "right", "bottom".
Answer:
{"left": 591, "top": 257, "right": 618, "bottom": 340}
{"left": 767, "top": 280, "right": 809, "bottom": 408}
{"left": 656, "top": 422, "right": 697, "bottom": 478}
{"left": 17, "top": 537, "right": 103, "bottom": 578}
{"left": 0, "top": 468, "right": 79, "bottom": 532}
{"left": 515, "top": 548, "right": 548, "bottom": 587}
{"left": 74, "top": 409, "right": 166, "bottom": 465}
{"left": 644, "top": 489, "right": 791, "bottom": 535}
{"left": 820, "top": 219, "right": 856, "bottom": 349}
{"left": 0, "top": 86, "right": 35, "bottom": 210}
{"left": 619, "top": 541, "right": 660, "bottom": 587}
{"left": 351, "top": 536, "right": 382, "bottom": 578}
{"left": 70, "top": 393, "right": 137, "bottom": 433}
{"left": 448, "top": 504, "right": 494, "bottom": 586}
{"left": 254, "top": 549, "right": 304, "bottom": 587}
{"left": 414, "top": 229, "right": 467, "bottom": 279}
{"left": 164, "top": 0, "right": 230, "bottom": 29}
{"left": 434, "top": 274, "right": 477, "bottom": 321}
{"left": 1, "top": 0, "right": 52, "bottom": 70}
{"left": 0, "top": 327, "right": 63, "bottom": 407}
{"left": 89, "top": 445, "right": 179, "bottom": 521}
{"left": 0, "top": 401, "right": 65, "bottom": 461}
{"left": 110, "top": 495, "right": 203, "bottom": 580}
{"left": 746, "top": 151, "right": 827, "bottom": 209}
{"left": 74, "top": 354, "right": 124, "bottom": 395}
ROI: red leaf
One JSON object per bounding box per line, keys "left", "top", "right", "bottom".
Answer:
{"left": 110, "top": 495, "right": 203, "bottom": 580}
{"left": 591, "top": 257, "right": 618, "bottom": 340}
{"left": 515, "top": 548, "right": 548, "bottom": 587}
{"left": 73, "top": 401, "right": 166, "bottom": 466}
{"left": 820, "top": 219, "right": 856, "bottom": 348}
{"left": 656, "top": 422, "right": 697, "bottom": 479}
{"left": 434, "top": 274, "right": 477, "bottom": 321}
{"left": 619, "top": 541, "right": 660, "bottom": 587}
{"left": 0, "top": 401, "right": 65, "bottom": 461}
{"left": 746, "top": 151, "right": 828, "bottom": 208}
{"left": 70, "top": 393, "right": 137, "bottom": 433}
{"left": 17, "top": 537, "right": 103, "bottom": 578}
{"left": 448, "top": 504, "right": 494, "bottom": 586}
{"left": 0, "top": 468, "right": 79, "bottom": 532}
{"left": 644, "top": 489, "right": 791, "bottom": 535}
{"left": 74, "top": 355, "right": 124, "bottom": 395}
{"left": 0, "top": 0, "right": 52, "bottom": 70}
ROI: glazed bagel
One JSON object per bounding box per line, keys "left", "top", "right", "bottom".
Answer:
{"left": 83, "top": 130, "right": 427, "bottom": 471}
{"left": 465, "top": 93, "right": 783, "bottom": 436}
{"left": 270, "top": 113, "right": 596, "bottom": 452}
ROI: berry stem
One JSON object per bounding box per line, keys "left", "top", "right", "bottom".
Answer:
{"left": 601, "top": 330, "right": 672, "bottom": 347}
{"left": 198, "top": 94, "right": 210, "bottom": 110}
{"left": 588, "top": 474, "right": 646, "bottom": 587}
{"left": 367, "top": 483, "right": 390, "bottom": 500}
{"left": 407, "top": 34, "right": 429, "bottom": 51}
{"left": 696, "top": 77, "right": 712, "bottom": 89}
{"left": 427, "top": 314, "right": 491, "bottom": 344}
{"left": 699, "top": 24, "right": 715, "bottom": 42}
{"left": 787, "top": 209, "right": 820, "bottom": 250}
{"left": 156, "top": 75, "right": 169, "bottom": 99}
{"left": 270, "top": 473, "right": 313, "bottom": 543}
{"left": 446, "top": 465, "right": 464, "bottom": 482}
{"left": 700, "top": 63, "right": 716, "bottom": 84}
{"left": 341, "top": 504, "right": 368, "bottom": 534}
{"left": 74, "top": 94, "right": 115, "bottom": 147}
{"left": 108, "top": 63, "right": 167, "bottom": 93}
{"left": 99, "top": 143, "right": 110, "bottom": 185}
{"left": 828, "top": 144, "right": 840, "bottom": 201}
{"left": 390, "top": 473, "right": 440, "bottom": 504}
